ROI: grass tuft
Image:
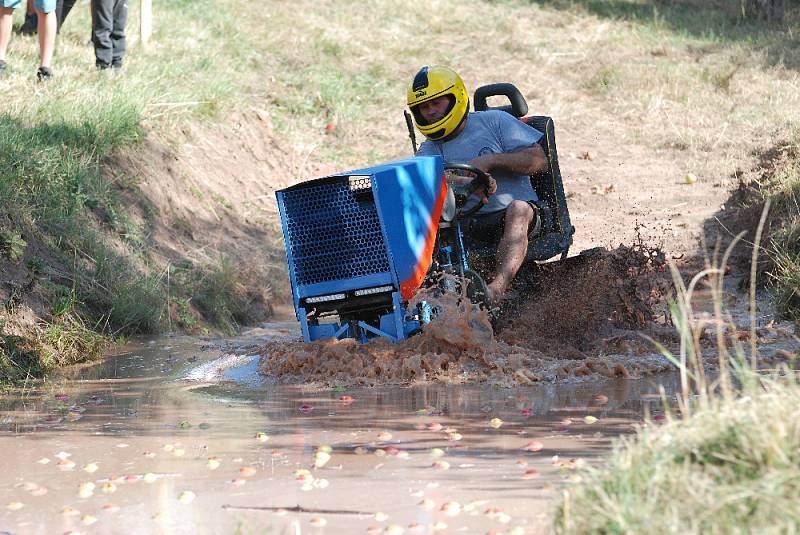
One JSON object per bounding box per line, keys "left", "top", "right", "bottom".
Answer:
{"left": 188, "top": 259, "right": 267, "bottom": 336}
{"left": 555, "top": 213, "right": 800, "bottom": 534}
{"left": 555, "top": 378, "right": 800, "bottom": 534}
{"left": 1, "top": 314, "right": 107, "bottom": 382}
{"left": 764, "top": 137, "right": 800, "bottom": 321}
{"left": 0, "top": 229, "right": 27, "bottom": 263}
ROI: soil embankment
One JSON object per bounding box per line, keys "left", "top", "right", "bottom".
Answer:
{"left": 5, "top": 0, "right": 799, "bottom": 382}
{"left": 1, "top": 109, "right": 331, "bottom": 375}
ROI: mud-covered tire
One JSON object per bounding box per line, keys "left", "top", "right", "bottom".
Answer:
{"left": 578, "top": 246, "right": 607, "bottom": 258}
{"left": 464, "top": 269, "right": 490, "bottom": 307}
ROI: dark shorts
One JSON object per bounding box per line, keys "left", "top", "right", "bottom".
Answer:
{"left": 463, "top": 200, "right": 540, "bottom": 246}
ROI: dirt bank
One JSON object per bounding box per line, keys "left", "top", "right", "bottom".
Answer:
{"left": 1, "top": 109, "right": 338, "bottom": 365}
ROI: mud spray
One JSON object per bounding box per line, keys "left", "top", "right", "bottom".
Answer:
{"left": 258, "top": 246, "right": 677, "bottom": 386}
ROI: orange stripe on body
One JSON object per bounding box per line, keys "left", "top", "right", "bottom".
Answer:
{"left": 399, "top": 178, "right": 448, "bottom": 301}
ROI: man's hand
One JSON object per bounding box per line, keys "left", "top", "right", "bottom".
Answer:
{"left": 477, "top": 174, "right": 497, "bottom": 204}
{"left": 445, "top": 170, "right": 496, "bottom": 204}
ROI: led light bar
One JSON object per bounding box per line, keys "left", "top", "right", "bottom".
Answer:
{"left": 354, "top": 285, "right": 394, "bottom": 297}
{"left": 305, "top": 293, "right": 346, "bottom": 304}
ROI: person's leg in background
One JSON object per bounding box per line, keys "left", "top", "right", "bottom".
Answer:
{"left": 55, "top": 0, "right": 75, "bottom": 32}
{"left": 34, "top": 0, "right": 56, "bottom": 79}
{"left": 20, "top": 0, "right": 36, "bottom": 35}
{"left": 91, "top": 0, "right": 113, "bottom": 68}
{"left": 0, "top": 2, "right": 18, "bottom": 74}
{"left": 109, "top": 0, "right": 126, "bottom": 68}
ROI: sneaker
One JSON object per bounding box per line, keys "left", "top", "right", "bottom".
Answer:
{"left": 36, "top": 66, "right": 53, "bottom": 81}
{"left": 111, "top": 58, "right": 123, "bottom": 71}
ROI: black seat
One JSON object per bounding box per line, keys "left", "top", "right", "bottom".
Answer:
{"left": 473, "top": 83, "right": 574, "bottom": 261}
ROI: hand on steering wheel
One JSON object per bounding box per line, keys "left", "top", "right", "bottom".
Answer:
{"left": 444, "top": 163, "right": 496, "bottom": 216}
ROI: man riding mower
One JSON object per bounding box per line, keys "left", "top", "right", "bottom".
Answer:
{"left": 275, "top": 66, "right": 573, "bottom": 343}
{"left": 408, "top": 65, "right": 550, "bottom": 305}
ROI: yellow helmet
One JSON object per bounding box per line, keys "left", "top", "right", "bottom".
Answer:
{"left": 407, "top": 66, "right": 469, "bottom": 141}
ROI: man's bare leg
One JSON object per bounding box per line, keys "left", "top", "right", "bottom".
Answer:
{"left": 0, "top": 8, "right": 13, "bottom": 63}
{"left": 36, "top": 8, "right": 56, "bottom": 68}
{"left": 486, "top": 200, "right": 535, "bottom": 300}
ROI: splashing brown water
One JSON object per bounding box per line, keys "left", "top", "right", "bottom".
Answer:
{"left": 258, "top": 246, "right": 673, "bottom": 386}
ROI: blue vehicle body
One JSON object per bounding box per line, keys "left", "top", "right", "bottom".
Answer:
{"left": 276, "top": 156, "right": 447, "bottom": 342}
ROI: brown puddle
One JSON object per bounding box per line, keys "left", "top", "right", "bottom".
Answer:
{"left": 0, "top": 334, "right": 683, "bottom": 535}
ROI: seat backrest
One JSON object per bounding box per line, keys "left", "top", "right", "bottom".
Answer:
{"left": 522, "top": 116, "right": 564, "bottom": 233}
{"left": 473, "top": 84, "right": 574, "bottom": 261}
{"left": 473, "top": 83, "right": 528, "bottom": 118}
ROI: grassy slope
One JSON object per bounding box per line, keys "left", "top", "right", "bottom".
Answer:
{"left": 555, "top": 377, "right": 800, "bottom": 533}
{"left": 0, "top": 0, "right": 265, "bottom": 379}
{"left": 764, "top": 135, "right": 800, "bottom": 321}
{"left": 1, "top": 0, "right": 798, "bottom": 381}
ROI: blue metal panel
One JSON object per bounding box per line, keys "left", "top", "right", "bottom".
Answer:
{"left": 371, "top": 157, "right": 444, "bottom": 288}
{"left": 277, "top": 157, "right": 445, "bottom": 344}
{"left": 276, "top": 191, "right": 301, "bottom": 312}
{"left": 307, "top": 323, "right": 338, "bottom": 341}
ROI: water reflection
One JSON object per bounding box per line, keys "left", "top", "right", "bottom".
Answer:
{"left": 0, "top": 336, "right": 682, "bottom": 535}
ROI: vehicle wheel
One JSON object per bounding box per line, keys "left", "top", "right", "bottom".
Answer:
{"left": 464, "top": 269, "right": 490, "bottom": 307}
{"left": 578, "top": 246, "right": 607, "bottom": 258}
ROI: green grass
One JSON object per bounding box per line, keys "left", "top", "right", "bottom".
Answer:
{"left": 1, "top": 314, "right": 107, "bottom": 382}
{"left": 764, "top": 135, "right": 800, "bottom": 321}
{"left": 555, "top": 377, "right": 800, "bottom": 534}
{"left": 554, "top": 231, "right": 800, "bottom": 534}
{"left": 176, "top": 259, "right": 267, "bottom": 336}
{"left": 0, "top": 229, "right": 26, "bottom": 262}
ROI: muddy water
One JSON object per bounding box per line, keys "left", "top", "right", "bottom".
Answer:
{"left": 0, "top": 326, "right": 685, "bottom": 535}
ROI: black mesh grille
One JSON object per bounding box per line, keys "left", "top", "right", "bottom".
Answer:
{"left": 282, "top": 176, "right": 391, "bottom": 286}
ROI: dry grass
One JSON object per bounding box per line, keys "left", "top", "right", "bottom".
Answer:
{"left": 241, "top": 0, "right": 800, "bottom": 181}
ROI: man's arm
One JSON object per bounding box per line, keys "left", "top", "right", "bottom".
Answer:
{"left": 468, "top": 144, "right": 548, "bottom": 177}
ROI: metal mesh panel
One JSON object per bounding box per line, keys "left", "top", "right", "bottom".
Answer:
{"left": 282, "top": 176, "right": 391, "bottom": 286}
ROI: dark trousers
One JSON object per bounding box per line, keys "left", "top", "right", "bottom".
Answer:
{"left": 91, "top": 0, "right": 128, "bottom": 66}
{"left": 56, "top": 0, "right": 77, "bottom": 31}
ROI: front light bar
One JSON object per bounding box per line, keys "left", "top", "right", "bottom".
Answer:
{"left": 354, "top": 285, "right": 394, "bottom": 297}
{"left": 305, "top": 293, "right": 346, "bottom": 304}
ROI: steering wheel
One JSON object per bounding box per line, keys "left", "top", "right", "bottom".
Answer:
{"left": 443, "top": 163, "right": 492, "bottom": 217}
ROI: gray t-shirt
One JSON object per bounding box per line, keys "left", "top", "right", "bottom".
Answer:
{"left": 416, "top": 110, "right": 543, "bottom": 214}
